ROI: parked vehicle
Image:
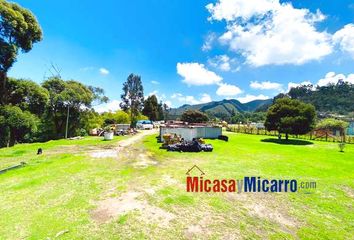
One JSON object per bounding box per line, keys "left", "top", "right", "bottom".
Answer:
{"left": 136, "top": 120, "right": 154, "bottom": 130}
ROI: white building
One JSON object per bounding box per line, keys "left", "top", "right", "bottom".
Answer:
{"left": 160, "top": 125, "right": 222, "bottom": 141}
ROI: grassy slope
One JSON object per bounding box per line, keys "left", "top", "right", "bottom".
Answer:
{"left": 0, "top": 133, "right": 353, "bottom": 239}
{"left": 143, "top": 133, "right": 354, "bottom": 239}
{"left": 0, "top": 136, "right": 126, "bottom": 169}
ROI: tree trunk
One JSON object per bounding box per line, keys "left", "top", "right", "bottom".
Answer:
{"left": 8, "top": 130, "right": 16, "bottom": 147}
{"left": 285, "top": 133, "right": 289, "bottom": 140}
{"left": 0, "top": 71, "right": 7, "bottom": 105}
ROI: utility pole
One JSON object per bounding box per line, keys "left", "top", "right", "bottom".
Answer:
{"left": 65, "top": 104, "right": 70, "bottom": 139}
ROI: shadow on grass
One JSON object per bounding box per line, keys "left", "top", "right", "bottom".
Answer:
{"left": 261, "top": 138, "right": 314, "bottom": 145}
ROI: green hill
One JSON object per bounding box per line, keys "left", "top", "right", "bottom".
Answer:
{"left": 169, "top": 99, "right": 272, "bottom": 119}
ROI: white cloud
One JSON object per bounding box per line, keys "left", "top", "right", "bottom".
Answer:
{"left": 206, "top": 0, "right": 276, "bottom": 21}
{"left": 164, "top": 100, "right": 172, "bottom": 108}
{"left": 287, "top": 81, "right": 312, "bottom": 92}
{"left": 94, "top": 100, "right": 120, "bottom": 113}
{"left": 202, "top": 32, "right": 217, "bottom": 51}
{"left": 173, "top": 93, "right": 212, "bottom": 105}
{"left": 216, "top": 83, "right": 243, "bottom": 96}
{"left": 208, "top": 55, "right": 239, "bottom": 72}
{"left": 177, "top": 62, "right": 223, "bottom": 86}
{"left": 171, "top": 93, "right": 183, "bottom": 99}
{"left": 99, "top": 68, "right": 110, "bottom": 75}
{"left": 207, "top": 0, "right": 332, "bottom": 66}
{"left": 250, "top": 81, "right": 283, "bottom": 90}
{"left": 147, "top": 90, "right": 170, "bottom": 105}
{"left": 148, "top": 90, "right": 159, "bottom": 97}
{"left": 317, "top": 72, "right": 354, "bottom": 87}
{"left": 237, "top": 94, "right": 269, "bottom": 103}
{"left": 200, "top": 93, "right": 212, "bottom": 103}
{"left": 285, "top": 72, "right": 354, "bottom": 91}
{"left": 151, "top": 80, "right": 159, "bottom": 85}
{"left": 333, "top": 24, "right": 354, "bottom": 58}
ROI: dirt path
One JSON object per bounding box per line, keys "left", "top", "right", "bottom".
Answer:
{"left": 89, "top": 129, "right": 158, "bottom": 159}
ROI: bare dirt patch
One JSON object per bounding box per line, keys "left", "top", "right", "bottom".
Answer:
{"left": 133, "top": 152, "right": 158, "bottom": 168}
{"left": 162, "top": 174, "right": 179, "bottom": 185}
{"left": 89, "top": 130, "right": 157, "bottom": 159}
{"left": 91, "top": 191, "right": 175, "bottom": 226}
{"left": 226, "top": 192, "right": 299, "bottom": 229}
{"left": 90, "top": 150, "right": 118, "bottom": 158}
{"left": 341, "top": 186, "right": 354, "bottom": 199}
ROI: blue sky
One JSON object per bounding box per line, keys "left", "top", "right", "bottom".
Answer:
{"left": 8, "top": 0, "right": 354, "bottom": 111}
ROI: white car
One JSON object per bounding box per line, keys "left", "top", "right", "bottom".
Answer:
{"left": 136, "top": 120, "right": 154, "bottom": 130}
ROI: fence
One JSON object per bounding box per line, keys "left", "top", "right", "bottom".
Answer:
{"left": 227, "top": 125, "right": 354, "bottom": 144}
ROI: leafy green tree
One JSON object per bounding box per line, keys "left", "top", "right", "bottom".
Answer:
{"left": 265, "top": 98, "right": 316, "bottom": 140}
{"left": 181, "top": 110, "right": 209, "bottom": 123}
{"left": 286, "top": 81, "right": 353, "bottom": 114}
{"left": 88, "top": 86, "right": 109, "bottom": 106}
{"left": 120, "top": 74, "right": 144, "bottom": 126}
{"left": 288, "top": 84, "right": 313, "bottom": 99}
{"left": 316, "top": 118, "right": 349, "bottom": 132}
{"left": 136, "top": 112, "right": 149, "bottom": 120}
{"left": 102, "top": 110, "right": 130, "bottom": 126}
{"left": 157, "top": 101, "right": 164, "bottom": 121}
{"left": 0, "top": 105, "right": 37, "bottom": 146}
{"left": 142, "top": 95, "right": 159, "bottom": 121}
{"left": 41, "top": 77, "right": 98, "bottom": 139}
{"left": 0, "top": 0, "right": 42, "bottom": 104}
{"left": 162, "top": 103, "right": 170, "bottom": 121}
{"left": 7, "top": 78, "right": 49, "bottom": 115}
{"left": 80, "top": 110, "right": 103, "bottom": 131}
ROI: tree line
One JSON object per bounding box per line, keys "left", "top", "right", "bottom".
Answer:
{"left": 279, "top": 81, "right": 354, "bottom": 115}
{"left": 0, "top": 1, "right": 168, "bottom": 147}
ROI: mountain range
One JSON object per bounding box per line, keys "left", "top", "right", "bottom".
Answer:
{"left": 169, "top": 99, "right": 272, "bottom": 118}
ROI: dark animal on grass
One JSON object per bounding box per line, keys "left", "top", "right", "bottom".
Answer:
{"left": 37, "top": 148, "right": 43, "bottom": 155}
{"left": 218, "top": 135, "right": 229, "bottom": 142}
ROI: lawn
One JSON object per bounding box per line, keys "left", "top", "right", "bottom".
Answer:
{"left": 0, "top": 132, "right": 353, "bottom": 239}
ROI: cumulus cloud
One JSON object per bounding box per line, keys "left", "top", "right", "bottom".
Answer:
{"left": 177, "top": 62, "right": 223, "bottom": 86}
{"left": 147, "top": 90, "right": 159, "bottom": 97}
{"left": 285, "top": 72, "right": 354, "bottom": 91}
{"left": 202, "top": 32, "right": 217, "bottom": 51}
{"left": 172, "top": 93, "right": 212, "bottom": 105}
{"left": 206, "top": 0, "right": 332, "bottom": 66}
{"left": 208, "top": 55, "right": 239, "bottom": 72}
{"left": 200, "top": 93, "right": 212, "bottom": 103}
{"left": 99, "top": 68, "right": 110, "bottom": 75}
{"left": 333, "top": 24, "right": 354, "bottom": 58}
{"left": 237, "top": 94, "right": 269, "bottom": 103}
{"left": 94, "top": 100, "right": 120, "bottom": 113}
{"left": 216, "top": 83, "right": 243, "bottom": 96}
{"left": 317, "top": 72, "right": 354, "bottom": 86}
{"left": 147, "top": 90, "right": 170, "bottom": 106}
{"left": 171, "top": 93, "right": 183, "bottom": 99}
{"left": 287, "top": 81, "right": 312, "bottom": 92}
{"left": 250, "top": 81, "right": 283, "bottom": 91}
{"left": 164, "top": 100, "right": 172, "bottom": 108}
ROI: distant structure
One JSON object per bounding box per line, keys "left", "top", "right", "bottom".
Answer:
{"left": 160, "top": 121, "right": 222, "bottom": 142}
{"left": 347, "top": 121, "right": 354, "bottom": 136}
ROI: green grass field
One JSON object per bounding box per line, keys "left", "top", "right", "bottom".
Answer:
{"left": 0, "top": 132, "right": 353, "bottom": 239}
